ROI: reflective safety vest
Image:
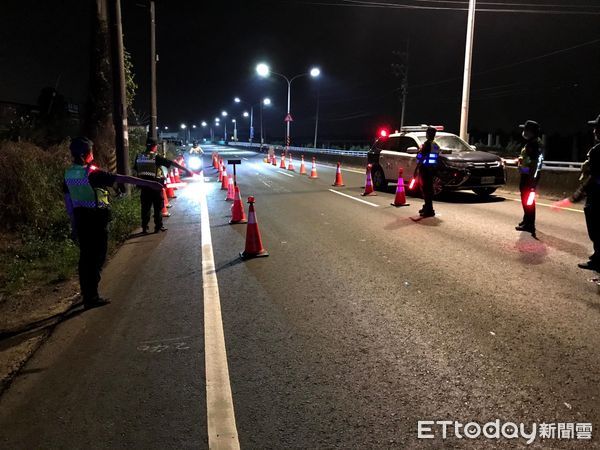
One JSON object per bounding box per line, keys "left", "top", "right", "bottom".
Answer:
{"left": 418, "top": 141, "right": 440, "bottom": 167}
{"left": 64, "top": 165, "right": 109, "bottom": 209}
{"left": 136, "top": 153, "right": 160, "bottom": 178}
{"left": 518, "top": 141, "right": 543, "bottom": 176}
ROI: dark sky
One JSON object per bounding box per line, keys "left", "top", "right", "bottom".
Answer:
{"left": 2, "top": 0, "right": 600, "bottom": 143}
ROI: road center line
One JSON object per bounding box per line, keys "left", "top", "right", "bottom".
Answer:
{"left": 277, "top": 170, "right": 295, "bottom": 177}
{"left": 199, "top": 174, "right": 240, "bottom": 449}
{"left": 328, "top": 189, "right": 380, "bottom": 207}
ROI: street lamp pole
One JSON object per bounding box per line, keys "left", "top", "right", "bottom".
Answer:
{"left": 313, "top": 83, "right": 320, "bottom": 149}
{"left": 459, "top": 0, "right": 476, "bottom": 141}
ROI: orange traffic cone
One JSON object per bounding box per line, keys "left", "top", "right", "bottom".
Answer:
{"left": 229, "top": 186, "right": 247, "bottom": 224}
{"left": 240, "top": 196, "right": 268, "bottom": 259}
{"left": 271, "top": 154, "right": 277, "bottom": 166}
{"left": 279, "top": 153, "right": 286, "bottom": 169}
{"left": 361, "top": 164, "right": 376, "bottom": 196}
{"left": 213, "top": 153, "right": 219, "bottom": 169}
{"left": 332, "top": 162, "right": 345, "bottom": 186}
{"left": 391, "top": 168, "right": 410, "bottom": 207}
{"left": 309, "top": 157, "right": 318, "bottom": 179}
{"left": 218, "top": 161, "right": 223, "bottom": 182}
{"left": 225, "top": 179, "right": 235, "bottom": 201}
{"left": 221, "top": 168, "right": 229, "bottom": 191}
{"left": 287, "top": 153, "right": 295, "bottom": 171}
{"left": 174, "top": 167, "right": 181, "bottom": 183}
{"left": 299, "top": 155, "right": 307, "bottom": 175}
{"left": 161, "top": 189, "right": 171, "bottom": 217}
{"left": 166, "top": 174, "right": 176, "bottom": 199}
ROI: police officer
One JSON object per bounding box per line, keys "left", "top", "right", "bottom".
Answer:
{"left": 64, "top": 137, "right": 162, "bottom": 309}
{"left": 555, "top": 114, "right": 600, "bottom": 271}
{"left": 189, "top": 141, "right": 204, "bottom": 155}
{"left": 416, "top": 126, "right": 441, "bottom": 217}
{"left": 515, "top": 120, "right": 544, "bottom": 235}
{"left": 134, "top": 138, "right": 190, "bottom": 233}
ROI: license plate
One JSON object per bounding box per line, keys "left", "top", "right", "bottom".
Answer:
{"left": 481, "top": 176, "right": 495, "bottom": 184}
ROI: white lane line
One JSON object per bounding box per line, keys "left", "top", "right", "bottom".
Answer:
{"left": 505, "top": 197, "right": 584, "bottom": 213}
{"left": 277, "top": 170, "right": 295, "bottom": 177}
{"left": 328, "top": 189, "right": 380, "bottom": 207}
{"left": 199, "top": 176, "right": 240, "bottom": 450}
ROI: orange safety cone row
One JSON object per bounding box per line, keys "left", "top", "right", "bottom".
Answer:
{"left": 361, "top": 164, "right": 376, "bottom": 196}
{"left": 332, "top": 162, "right": 345, "bottom": 186}
{"left": 279, "top": 153, "right": 286, "bottom": 169}
{"left": 229, "top": 186, "right": 247, "bottom": 224}
{"left": 299, "top": 155, "right": 307, "bottom": 175}
{"left": 221, "top": 167, "right": 229, "bottom": 190}
{"left": 391, "top": 168, "right": 410, "bottom": 207}
{"left": 225, "top": 179, "right": 235, "bottom": 201}
{"left": 309, "top": 157, "right": 319, "bottom": 179}
{"left": 287, "top": 153, "right": 295, "bottom": 171}
{"left": 161, "top": 189, "right": 171, "bottom": 217}
{"left": 240, "top": 196, "right": 269, "bottom": 259}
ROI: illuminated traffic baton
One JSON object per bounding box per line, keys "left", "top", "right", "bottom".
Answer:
{"left": 526, "top": 188, "right": 536, "bottom": 207}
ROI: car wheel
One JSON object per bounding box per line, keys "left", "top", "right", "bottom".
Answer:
{"left": 473, "top": 187, "right": 497, "bottom": 197}
{"left": 371, "top": 165, "right": 388, "bottom": 191}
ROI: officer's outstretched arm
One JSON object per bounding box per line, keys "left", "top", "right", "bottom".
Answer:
{"left": 115, "top": 174, "right": 163, "bottom": 191}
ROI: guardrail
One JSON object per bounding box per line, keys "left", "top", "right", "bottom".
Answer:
{"left": 230, "top": 142, "right": 582, "bottom": 172}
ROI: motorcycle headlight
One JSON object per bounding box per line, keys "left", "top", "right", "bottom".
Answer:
{"left": 188, "top": 156, "right": 202, "bottom": 170}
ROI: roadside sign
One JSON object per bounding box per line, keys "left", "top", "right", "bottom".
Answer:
{"left": 284, "top": 114, "right": 293, "bottom": 122}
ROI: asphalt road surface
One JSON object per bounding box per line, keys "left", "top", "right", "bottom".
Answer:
{"left": 1, "top": 144, "right": 598, "bottom": 449}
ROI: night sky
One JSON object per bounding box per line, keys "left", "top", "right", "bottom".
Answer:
{"left": 2, "top": 0, "right": 600, "bottom": 144}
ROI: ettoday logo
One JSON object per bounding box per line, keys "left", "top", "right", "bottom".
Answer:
{"left": 417, "top": 420, "right": 592, "bottom": 444}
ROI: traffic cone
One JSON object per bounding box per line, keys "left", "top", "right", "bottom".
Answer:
{"left": 332, "top": 162, "right": 345, "bottom": 186}
{"left": 166, "top": 174, "right": 176, "bottom": 199}
{"left": 213, "top": 153, "right": 219, "bottom": 169}
{"left": 279, "top": 153, "right": 286, "bottom": 169}
{"left": 229, "top": 186, "right": 247, "bottom": 224}
{"left": 218, "top": 161, "right": 223, "bottom": 182}
{"left": 240, "top": 196, "right": 269, "bottom": 259}
{"left": 161, "top": 189, "right": 171, "bottom": 217}
{"left": 361, "top": 164, "right": 376, "bottom": 196}
{"left": 309, "top": 157, "right": 318, "bottom": 179}
{"left": 174, "top": 167, "right": 181, "bottom": 183}
{"left": 225, "top": 179, "right": 235, "bottom": 201}
{"left": 391, "top": 168, "right": 410, "bottom": 207}
{"left": 299, "top": 155, "right": 307, "bottom": 175}
{"left": 271, "top": 154, "right": 277, "bottom": 166}
{"left": 221, "top": 168, "right": 229, "bottom": 191}
{"left": 287, "top": 153, "right": 295, "bottom": 171}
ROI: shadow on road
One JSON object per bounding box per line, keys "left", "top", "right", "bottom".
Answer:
{"left": 215, "top": 258, "right": 244, "bottom": 273}
{"left": 515, "top": 233, "right": 548, "bottom": 265}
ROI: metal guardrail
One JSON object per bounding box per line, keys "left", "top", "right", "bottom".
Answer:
{"left": 230, "top": 142, "right": 582, "bottom": 172}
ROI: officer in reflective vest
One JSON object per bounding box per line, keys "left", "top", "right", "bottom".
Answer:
{"left": 64, "top": 137, "right": 162, "bottom": 309}
{"left": 554, "top": 114, "right": 600, "bottom": 271}
{"left": 515, "top": 120, "right": 544, "bottom": 235}
{"left": 416, "top": 126, "right": 441, "bottom": 218}
{"left": 134, "top": 138, "right": 191, "bottom": 233}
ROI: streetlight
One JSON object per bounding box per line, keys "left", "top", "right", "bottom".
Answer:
{"left": 234, "top": 97, "right": 256, "bottom": 143}
{"left": 243, "top": 111, "right": 249, "bottom": 118}
{"left": 256, "top": 62, "right": 321, "bottom": 147}
{"left": 232, "top": 119, "right": 237, "bottom": 141}
{"left": 221, "top": 111, "right": 228, "bottom": 141}
{"left": 180, "top": 123, "right": 188, "bottom": 144}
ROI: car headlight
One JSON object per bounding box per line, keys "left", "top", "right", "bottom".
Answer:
{"left": 188, "top": 156, "right": 202, "bottom": 170}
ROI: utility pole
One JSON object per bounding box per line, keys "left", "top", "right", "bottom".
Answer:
{"left": 149, "top": 0, "right": 157, "bottom": 141}
{"left": 391, "top": 40, "right": 409, "bottom": 130}
{"left": 460, "top": 0, "right": 476, "bottom": 141}
{"left": 313, "top": 84, "right": 320, "bottom": 149}
{"left": 109, "top": 0, "right": 130, "bottom": 192}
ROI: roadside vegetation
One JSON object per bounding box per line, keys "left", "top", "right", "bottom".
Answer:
{"left": 0, "top": 132, "right": 146, "bottom": 302}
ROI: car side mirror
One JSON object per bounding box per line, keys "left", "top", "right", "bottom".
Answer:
{"left": 406, "top": 146, "right": 419, "bottom": 154}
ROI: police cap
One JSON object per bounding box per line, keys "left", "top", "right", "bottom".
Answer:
{"left": 519, "top": 120, "right": 541, "bottom": 135}
{"left": 70, "top": 137, "right": 93, "bottom": 157}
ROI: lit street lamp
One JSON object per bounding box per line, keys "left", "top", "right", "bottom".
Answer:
{"left": 232, "top": 119, "right": 237, "bottom": 141}
{"left": 221, "top": 111, "right": 228, "bottom": 141}
{"left": 256, "top": 62, "right": 321, "bottom": 147}
{"left": 234, "top": 97, "right": 256, "bottom": 143}
{"left": 260, "top": 97, "right": 271, "bottom": 145}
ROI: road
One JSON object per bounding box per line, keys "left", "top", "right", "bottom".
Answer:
{"left": 1, "top": 144, "right": 598, "bottom": 449}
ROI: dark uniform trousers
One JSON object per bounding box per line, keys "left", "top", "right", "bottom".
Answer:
{"left": 420, "top": 167, "right": 435, "bottom": 212}
{"left": 519, "top": 174, "right": 537, "bottom": 228}
{"left": 141, "top": 186, "right": 164, "bottom": 230}
{"left": 584, "top": 187, "right": 599, "bottom": 264}
{"left": 75, "top": 208, "right": 110, "bottom": 302}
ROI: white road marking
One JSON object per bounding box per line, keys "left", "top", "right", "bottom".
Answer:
{"left": 328, "top": 189, "right": 380, "bottom": 207}
{"left": 261, "top": 180, "right": 271, "bottom": 187}
{"left": 506, "top": 197, "right": 584, "bottom": 213}
{"left": 277, "top": 170, "right": 295, "bottom": 178}
{"left": 199, "top": 175, "right": 240, "bottom": 449}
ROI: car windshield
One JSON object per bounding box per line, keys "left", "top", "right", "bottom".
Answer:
{"left": 434, "top": 135, "right": 473, "bottom": 152}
